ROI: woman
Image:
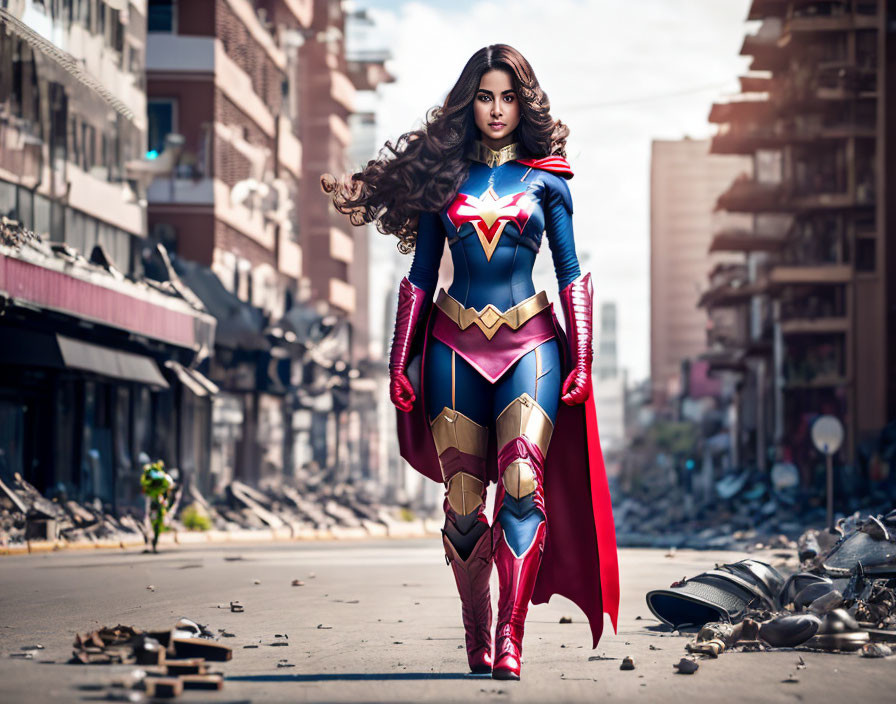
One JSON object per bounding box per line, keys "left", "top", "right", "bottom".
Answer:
{"left": 322, "top": 44, "right": 618, "bottom": 681}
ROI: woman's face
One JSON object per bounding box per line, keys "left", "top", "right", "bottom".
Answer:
{"left": 473, "top": 69, "right": 521, "bottom": 150}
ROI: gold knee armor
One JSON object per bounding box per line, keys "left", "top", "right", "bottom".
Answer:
{"left": 501, "top": 459, "right": 537, "bottom": 499}
{"left": 495, "top": 393, "right": 554, "bottom": 457}
{"left": 446, "top": 472, "right": 485, "bottom": 515}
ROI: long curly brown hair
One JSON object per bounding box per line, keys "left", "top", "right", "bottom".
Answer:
{"left": 321, "top": 44, "right": 569, "bottom": 253}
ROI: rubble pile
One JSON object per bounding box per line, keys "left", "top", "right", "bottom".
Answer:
{"left": 0, "top": 466, "right": 421, "bottom": 549}
{"left": 0, "top": 216, "right": 43, "bottom": 249}
{"left": 644, "top": 509, "right": 896, "bottom": 674}
{"left": 67, "top": 618, "right": 231, "bottom": 700}
{"left": 208, "top": 475, "right": 400, "bottom": 535}
{"left": 0, "top": 474, "right": 146, "bottom": 547}
{"left": 613, "top": 472, "right": 894, "bottom": 551}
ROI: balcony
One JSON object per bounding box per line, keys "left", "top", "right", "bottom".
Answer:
{"left": 708, "top": 99, "right": 773, "bottom": 125}
{"left": 330, "top": 69, "right": 356, "bottom": 113}
{"left": 278, "top": 231, "right": 302, "bottom": 280}
{"left": 789, "top": 191, "right": 872, "bottom": 211}
{"left": 740, "top": 18, "right": 786, "bottom": 70}
{"left": 739, "top": 74, "right": 775, "bottom": 93}
{"left": 715, "top": 178, "right": 788, "bottom": 213}
{"left": 710, "top": 124, "right": 784, "bottom": 155}
{"left": 768, "top": 264, "right": 852, "bottom": 286}
{"left": 780, "top": 317, "right": 848, "bottom": 334}
{"left": 698, "top": 280, "right": 770, "bottom": 309}
{"left": 329, "top": 278, "right": 356, "bottom": 314}
{"left": 784, "top": 12, "right": 880, "bottom": 36}
{"left": 329, "top": 226, "right": 354, "bottom": 264}
{"left": 700, "top": 349, "right": 747, "bottom": 375}
{"left": 748, "top": 0, "right": 789, "bottom": 21}
{"left": 708, "top": 227, "right": 787, "bottom": 253}
{"left": 277, "top": 116, "right": 302, "bottom": 180}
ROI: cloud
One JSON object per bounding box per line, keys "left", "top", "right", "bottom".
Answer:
{"left": 359, "top": 0, "right": 753, "bottom": 382}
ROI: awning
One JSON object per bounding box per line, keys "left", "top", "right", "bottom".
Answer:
{"left": 57, "top": 335, "right": 169, "bottom": 388}
{"left": 165, "top": 360, "right": 219, "bottom": 397}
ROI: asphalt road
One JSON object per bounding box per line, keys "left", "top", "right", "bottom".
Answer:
{"left": 1, "top": 538, "right": 894, "bottom": 703}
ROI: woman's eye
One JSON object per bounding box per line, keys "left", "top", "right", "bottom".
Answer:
{"left": 504, "top": 95, "right": 515, "bottom": 103}
{"left": 478, "top": 95, "right": 490, "bottom": 102}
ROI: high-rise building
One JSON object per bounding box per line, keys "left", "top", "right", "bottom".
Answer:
{"left": 597, "top": 301, "right": 619, "bottom": 380}
{"left": 649, "top": 138, "right": 752, "bottom": 405}
{"left": 594, "top": 301, "right": 626, "bottom": 454}
{"left": 706, "top": 0, "right": 895, "bottom": 476}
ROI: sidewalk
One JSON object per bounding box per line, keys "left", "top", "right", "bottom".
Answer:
{"left": 0, "top": 518, "right": 443, "bottom": 556}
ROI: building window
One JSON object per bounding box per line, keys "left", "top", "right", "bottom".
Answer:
{"left": 148, "top": 0, "right": 176, "bottom": 33}
{"left": 147, "top": 99, "right": 176, "bottom": 156}
{"left": 856, "top": 238, "right": 876, "bottom": 273}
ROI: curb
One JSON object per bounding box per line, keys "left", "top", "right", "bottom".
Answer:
{"left": 0, "top": 519, "right": 440, "bottom": 556}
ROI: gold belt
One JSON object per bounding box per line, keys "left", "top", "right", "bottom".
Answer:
{"left": 435, "top": 289, "right": 550, "bottom": 340}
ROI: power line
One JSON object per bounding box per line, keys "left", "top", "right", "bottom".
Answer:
{"left": 564, "top": 80, "right": 735, "bottom": 111}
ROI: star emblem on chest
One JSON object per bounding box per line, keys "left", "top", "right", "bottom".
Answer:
{"left": 446, "top": 186, "right": 535, "bottom": 261}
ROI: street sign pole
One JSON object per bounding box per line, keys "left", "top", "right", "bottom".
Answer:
{"left": 826, "top": 450, "right": 833, "bottom": 531}
{"left": 811, "top": 416, "right": 844, "bottom": 533}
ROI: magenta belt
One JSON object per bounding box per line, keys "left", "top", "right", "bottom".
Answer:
{"left": 430, "top": 293, "right": 557, "bottom": 384}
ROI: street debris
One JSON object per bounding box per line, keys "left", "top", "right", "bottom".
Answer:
{"left": 230, "top": 601, "right": 244, "bottom": 613}
{"left": 292, "top": 579, "right": 305, "bottom": 586}
{"left": 674, "top": 657, "right": 698, "bottom": 674}
{"left": 57, "top": 618, "right": 235, "bottom": 699}
{"left": 559, "top": 616, "right": 572, "bottom": 624}
{"left": 639, "top": 508, "right": 896, "bottom": 677}
{"left": 619, "top": 656, "right": 635, "bottom": 670}
{"left": 860, "top": 642, "right": 892, "bottom": 658}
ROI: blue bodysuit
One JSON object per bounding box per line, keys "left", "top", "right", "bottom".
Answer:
{"left": 404, "top": 141, "right": 581, "bottom": 559}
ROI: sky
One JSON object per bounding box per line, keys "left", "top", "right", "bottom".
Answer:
{"left": 349, "top": 0, "right": 755, "bottom": 384}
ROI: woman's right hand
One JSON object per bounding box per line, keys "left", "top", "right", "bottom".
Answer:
{"left": 388, "top": 276, "right": 429, "bottom": 413}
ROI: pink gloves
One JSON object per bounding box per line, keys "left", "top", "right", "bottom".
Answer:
{"left": 388, "top": 276, "right": 428, "bottom": 412}
{"left": 558, "top": 272, "right": 594, "bottom": 405}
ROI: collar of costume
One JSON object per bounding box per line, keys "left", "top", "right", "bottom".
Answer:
{"left": 468, "top": 141, "right": 521, "bottom": 167}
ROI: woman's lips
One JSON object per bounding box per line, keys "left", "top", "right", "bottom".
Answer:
{"left": 489, "top": 122, "right": 505, "bottom": 130}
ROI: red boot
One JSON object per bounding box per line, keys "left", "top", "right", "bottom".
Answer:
{"left": 443, "top": 524, "right": 494, "bottom": 674}
{"left": 492, "top": 519, "right": 546, "bottom": 680}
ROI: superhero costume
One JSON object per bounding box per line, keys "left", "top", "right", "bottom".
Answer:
{"left": 388, "top": 140, "right": 619, "bottom": 679}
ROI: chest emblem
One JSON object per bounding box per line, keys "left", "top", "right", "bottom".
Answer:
{"left": 446, "top": 186, "right": 535, "bottom": 261}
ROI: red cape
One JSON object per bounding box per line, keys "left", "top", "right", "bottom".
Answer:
{"left": 396, "top": 304, "right": 620, "bottom": 647}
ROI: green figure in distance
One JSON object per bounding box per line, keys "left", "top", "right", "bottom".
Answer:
{"left": 140, "top": 460, "right": 174, "bottom": 553}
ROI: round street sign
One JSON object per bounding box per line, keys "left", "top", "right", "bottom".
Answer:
{"left": 811, "top": 415, "right": 844, "bottom": 455}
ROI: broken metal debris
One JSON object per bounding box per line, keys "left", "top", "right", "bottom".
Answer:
{"left": 619, "top": 656, "right": 635, "bottom": 670}
{"left": 642, "top": 509, "right": 896, "bottom": 676}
